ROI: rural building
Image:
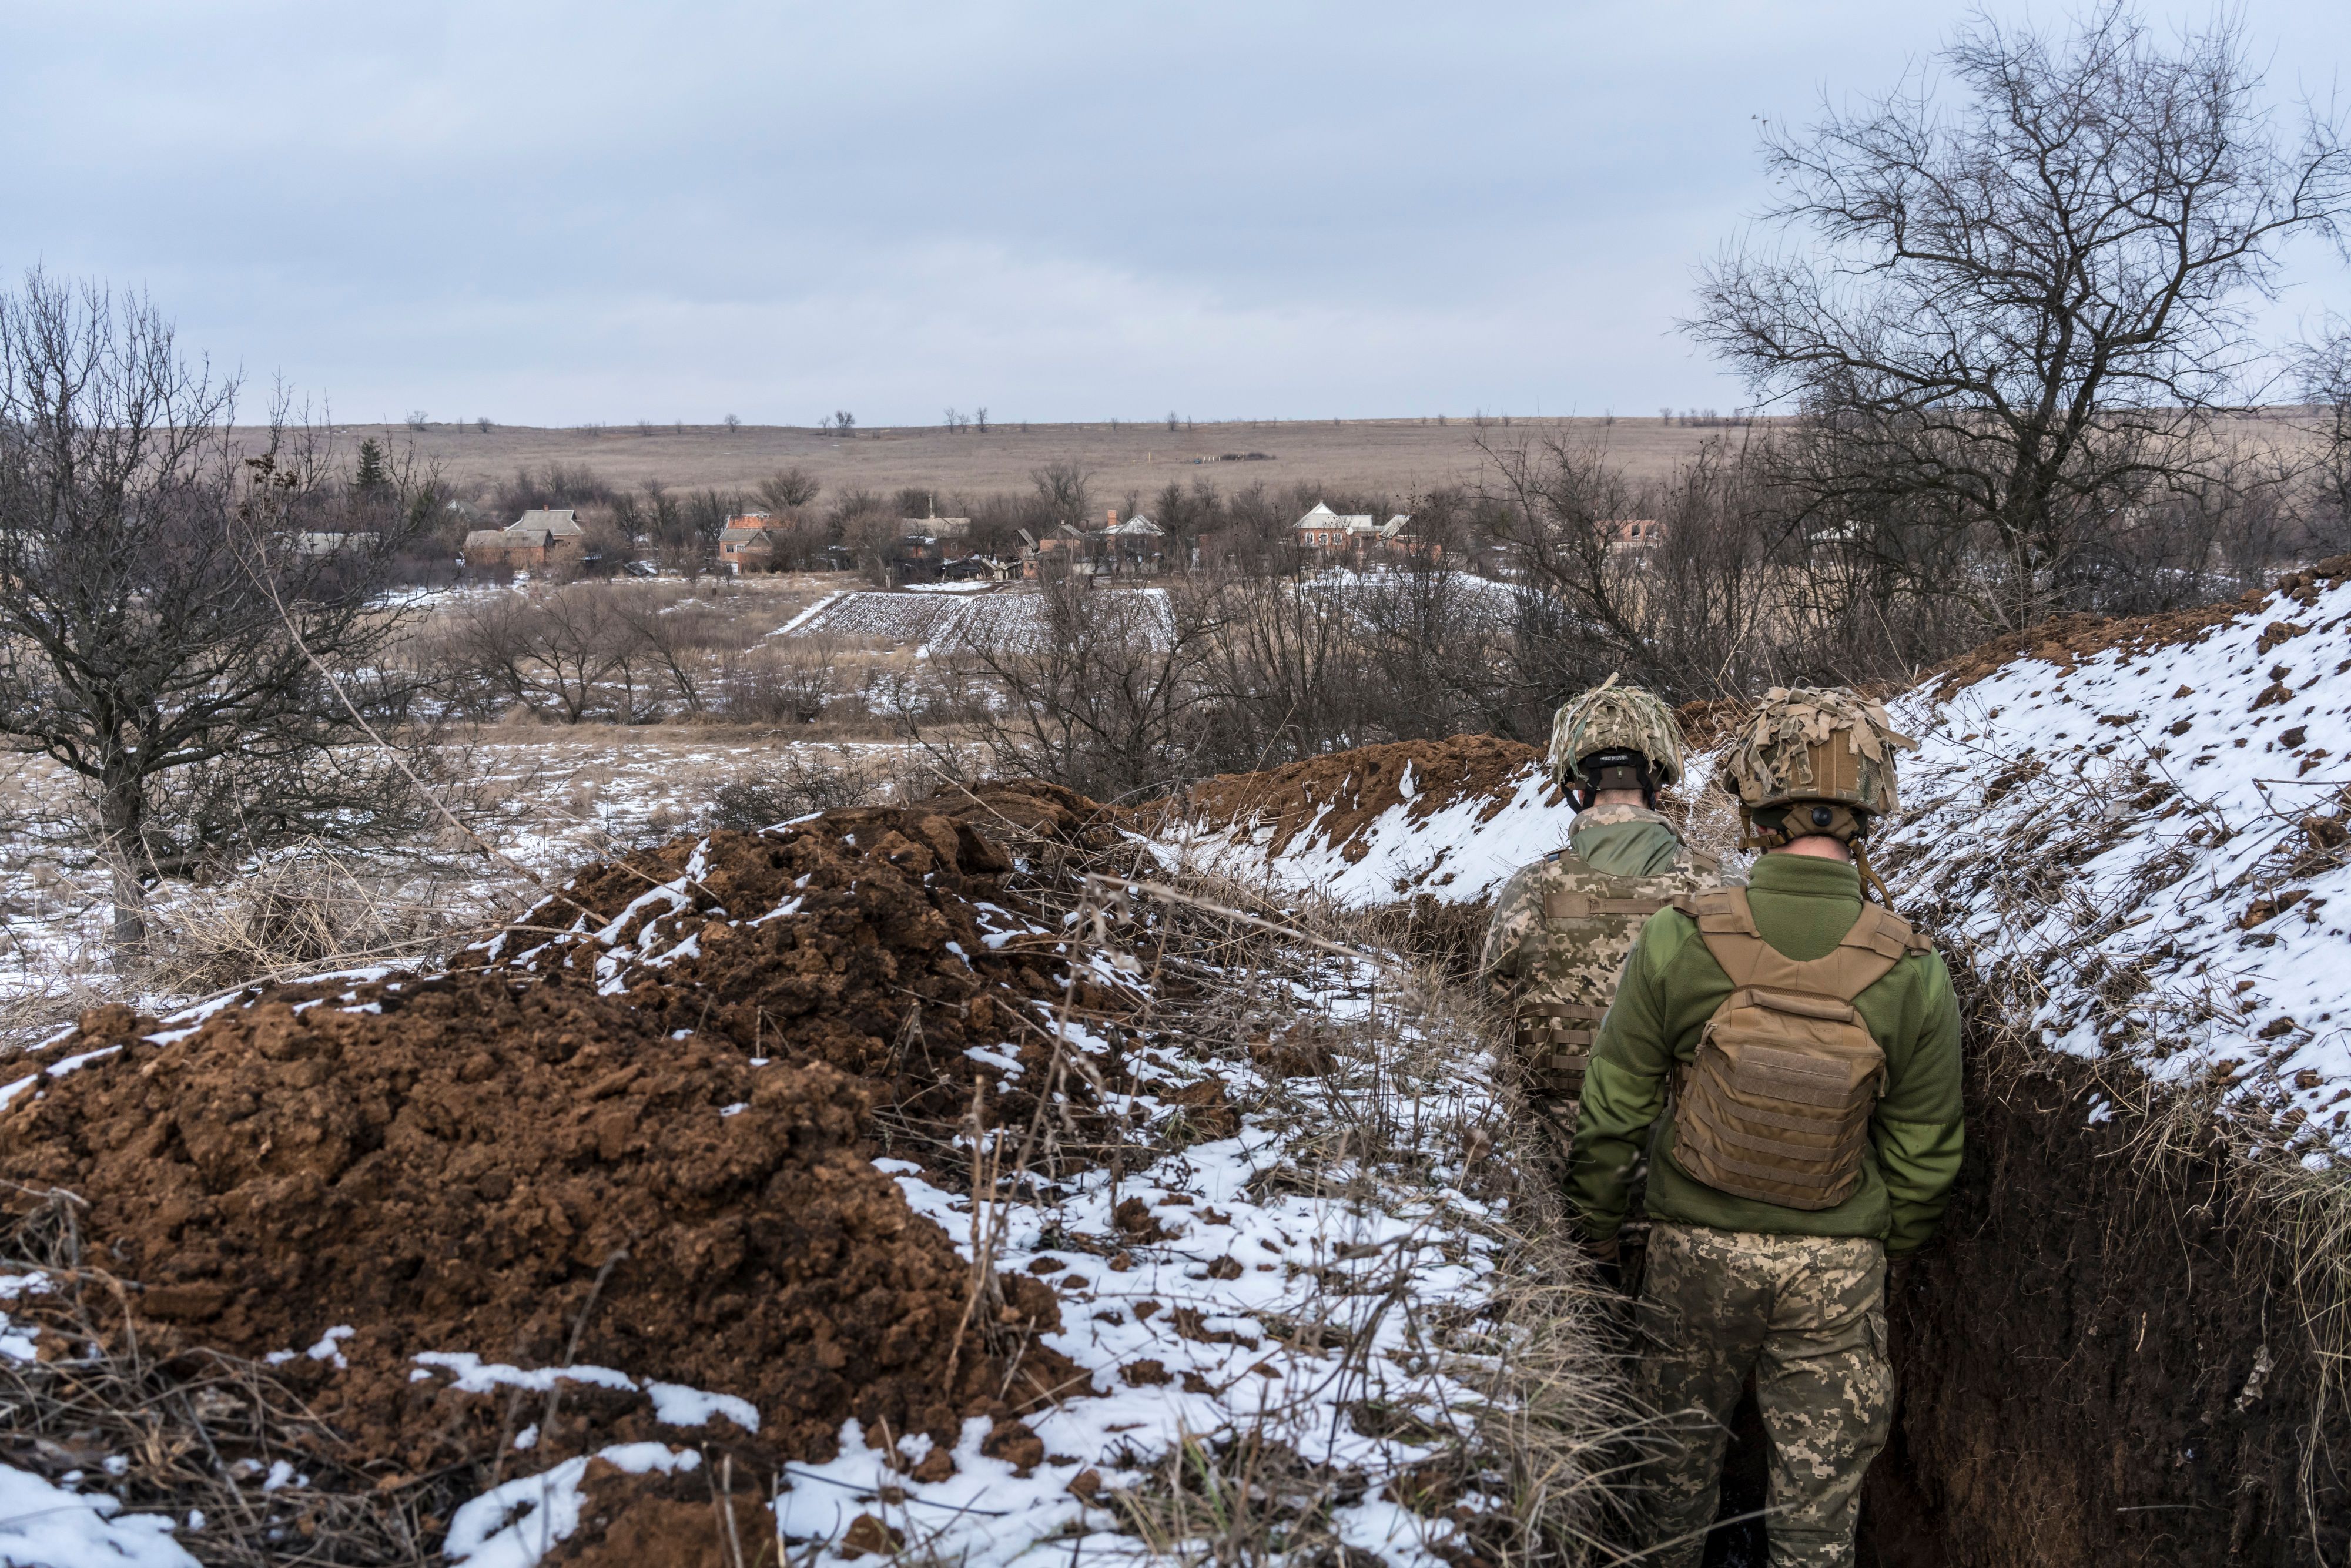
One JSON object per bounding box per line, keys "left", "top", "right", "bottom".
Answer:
{"left": 462, "top": 508, "right": 590, "bottom": 575}
{"left": 720, "top": 512, "right": 778, "bottom": 574}
{"left": 1607, "top": 518, "right": 1664, "bottom": 549}
{"left": 1020, "top": 513, "right": 1167, "bottom": 579}
{"left": 1292, "top": 502, "right": 1438, "bottom": 565}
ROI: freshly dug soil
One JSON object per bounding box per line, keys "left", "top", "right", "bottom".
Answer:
{"left": 1855, "top": 1044, "right": 2351, "bottom": 1567}
{"left": 0, "top": 971, "right": 1065, "bottom": 1474}
{"left": 1184, "top": 734, "right": 1550, "bottom": 863}
{"left": 0, "top": 788, "right": 1143, "bottom": 1483}
{"left": 544, "top": 1461, "right": 759, "bottom": 1567}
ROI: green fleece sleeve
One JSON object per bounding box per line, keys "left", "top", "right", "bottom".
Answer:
{"left": 1873, "top": 951, "right": 1965, "bottom": 1255}
{"left": 1564, "top": 919, "right": 1678, "bottom": 1242}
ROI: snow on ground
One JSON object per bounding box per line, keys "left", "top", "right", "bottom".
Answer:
{"left": 462, "top": 858, "right": 1518, "bottom": 1565}
{"left": 780, "top": 586, "right": 1173, "bottom": 656}
{"left": 1167, "top": 762, "right": 1581, "bottom": 907}
{"left": 1884, "top": 575, "right": 2351, "bottom": 1165}
{"left": 0, "top": 734, "right": 915, "bottom": 1023}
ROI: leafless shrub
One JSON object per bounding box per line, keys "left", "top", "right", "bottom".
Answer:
{"left": 149, "top": 850, "right": 481, "bottom": 997}
{"left": 703, "top": 751, "right": 909, "bottom": 830}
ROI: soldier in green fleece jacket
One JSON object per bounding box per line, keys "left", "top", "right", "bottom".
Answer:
{"left": 1568, "top": 688, "right": 1963, "bottom": 1568}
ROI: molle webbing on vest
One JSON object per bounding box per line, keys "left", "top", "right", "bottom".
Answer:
{"left": 1669, "top": 887, "right": 1931, "bottom": 1211}
{"left": 1542, "top": 890, "right": 1673, "bottom": 920}
{"left": 1516, "top": 1001, "right": 1605, "bottom": 1094}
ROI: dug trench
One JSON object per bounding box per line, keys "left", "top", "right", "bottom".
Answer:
{"left": 0, "top": 782, "right": 1194, "bottom": 1553}
{"left": 1650, "top": 1009, "right": 2350, "bottom": 1568}
{"left": 1848, "top": 1030, "right": 2351, "bottom": 1568}
{"left": 1404, "top": 886, "right": 2349, "bottom": 1568}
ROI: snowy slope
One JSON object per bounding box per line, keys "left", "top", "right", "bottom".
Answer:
{"left": 1883, "top": 567, "right": 2351, "bottom": 1165}
{"left": 1171, "top": 760, "right": 1581, "bottom": 907}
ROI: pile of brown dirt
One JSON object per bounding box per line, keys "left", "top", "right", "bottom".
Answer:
{"left": 0, "top": 785, "right": 1148, "bottom": 1497}
{"left": 1184, "top": 734, "right": 1551, "bottom": 865}
{"left": 1925, "top": 552, "right": 2351, "bottom": 701}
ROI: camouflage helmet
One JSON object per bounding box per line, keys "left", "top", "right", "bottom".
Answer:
{"left": 1547, "top": 678, "right": 1686, "bottom": 790}
{"left": 1720, "top": 686, "right": 1914, "bottom": 820}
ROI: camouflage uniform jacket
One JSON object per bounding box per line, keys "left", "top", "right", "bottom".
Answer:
{"left": 1481, "top": 805, "right": 1728, "bottom": 1104}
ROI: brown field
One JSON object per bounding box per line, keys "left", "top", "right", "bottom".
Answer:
{"left": 270, "top": 408, "right": 2326, "bottom": 507}
{"left": 274, "top": 415, "right": 1762, "bottom": 502}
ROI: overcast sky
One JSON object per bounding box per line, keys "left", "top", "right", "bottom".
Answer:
{"left": 5, "top": 1, "right": 2349, "bottom": 428}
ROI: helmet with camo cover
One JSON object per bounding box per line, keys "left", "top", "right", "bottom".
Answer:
{"left": 1721, "top": 686, "right": 1915, "bottom": 846}
{"left": 1548, "top": 678, "right": 1687, "bottom": 798}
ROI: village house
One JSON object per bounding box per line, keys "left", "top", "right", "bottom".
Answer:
{"left": 1019, "top": 511, "right": 1167, "bottom": 580}
{"left": 1291, "top": 502, "right": 1438, "bottom": 565}
{"left": 1606, "top": 518, "right": 1665, "bottom": 549}
{"left": 461, "top": 508, "right": 589, "bottom": 575}
{"left": 719, "top": 512, "right": 778, "bottom": 574}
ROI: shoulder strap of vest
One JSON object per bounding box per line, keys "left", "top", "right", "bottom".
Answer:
{"left": 1692, "top": 886, "right": 1907, "bottom": 1002}
{"left": 1682, "top": 846, "right": 1722, "bottom": 876}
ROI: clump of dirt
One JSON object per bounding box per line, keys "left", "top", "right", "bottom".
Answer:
{"left": 503, "top": 790, "right": 1149, "bottom": 1164}
{"left": 0, "top": 969, "right": 1070, "bottom": 1475}
{"left": 1184, "top": 735, "right": 1552, "bottom": 864}
{"left": 1924, "top": 552, "right": 2351, "bottom": 701}
{"left": 544, "top": 1462, "right": 759, "bottom": 1567}
{"left": 0, "top": 785, "right": 1153, "bottom": 1489}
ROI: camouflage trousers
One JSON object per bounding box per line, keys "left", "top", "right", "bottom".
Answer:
{"left": 1632, "top": 1224, "right": 1891, "bottom": 1568}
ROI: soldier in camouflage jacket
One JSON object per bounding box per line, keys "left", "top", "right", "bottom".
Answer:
{"left": 1481, "top": 684, "right": 1730, "bottom": 1134}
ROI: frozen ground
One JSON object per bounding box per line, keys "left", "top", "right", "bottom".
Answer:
{"left": 1882, "top": 575, "right": 2351, "bottom": 1164}
{"left": 0, "top": 732, "right": 916, "bottom": 1026}
{"left": 1169, "top": 760, "right": 1582, "bottom": 907}
{"left": 0, "top": 833, "right": 1557, "bottom": 1566}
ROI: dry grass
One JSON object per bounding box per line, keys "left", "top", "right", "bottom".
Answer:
{"left": 1062, "top": 863, "right": 1642, "bottom": 1565}
{"left": 0, "top": 1184, "right": 474, "bottom": 1565}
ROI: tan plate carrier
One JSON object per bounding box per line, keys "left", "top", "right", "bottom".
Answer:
{"left": 1513, "top": 884, "right": 1683, "bottom": 1100}
{"left": 1669, "top": 887, "right": 1932, "bottom": 1210}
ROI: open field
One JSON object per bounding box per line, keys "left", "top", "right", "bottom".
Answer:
{"left": 269, "top": 411, "right": 2329, "bottom": 506}
{"left": 280, "top": 416, "right": 1786, "bottom": 502}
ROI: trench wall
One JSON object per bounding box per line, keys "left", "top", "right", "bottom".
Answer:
{"left": 1856, "top": 1045, "right": 2349, "bottom": 1567}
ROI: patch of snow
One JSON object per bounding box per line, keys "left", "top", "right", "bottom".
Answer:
{"left": 445, "top": 1443, "right": 700, "bottom": 1567}
{"left": 644, "top": 1381, "right": 762, "bottom": 1432}
{"left": 1887, "top": 577, "right": 2351, "bottom": 1164}
{"left": 0, "top": 1463, "right": 198, "bottom": 1567}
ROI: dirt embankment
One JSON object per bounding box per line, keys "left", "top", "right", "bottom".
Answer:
{"left": 0, "top": 784, "right": 1138, "bottom": 1504}
{"left": 1185, "top": 733, "right": 1549, "bottom": 863}
{"left": 1855, "top": 1036, "right": 2350, "bottom": 1566}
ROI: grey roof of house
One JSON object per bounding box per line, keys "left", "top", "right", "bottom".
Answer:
{"left": 462, "top": 529, "right": 514, "bottom": 551}
{"left": 721, "top": 527, "right": 774, "bottom": 546}
{"left": 511, "top": 508, "right": 582, "bottom": 537}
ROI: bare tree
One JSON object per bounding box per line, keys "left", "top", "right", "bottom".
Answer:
{"left": 932, "top": 578, "right": 1222, "bottom": 800}
{"left": 405, "top": 410, "right": 428, "bottom": 431}
{"left": 2297, "top": 318, "right": 2351, "bottom": 555}
{"left": 444, "top": 588, "right": 628, "bottom": 723}
{"left": 1689, "top": 5, "right": 2350, "bottom": 626}
{"left": 1030, "top": 460, "right": 1093, "bottom": 524}
{"left": 759, "top": 466, "right": 822, "bottom": 512}
{"left": 0, "top": 272, "right": 432, "bottom": 950}
{"left": 974, "top": 407, "right": 989, "bottom": 434}
{"left": 724, "top": 413, "right": 742, "bottom": 433}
